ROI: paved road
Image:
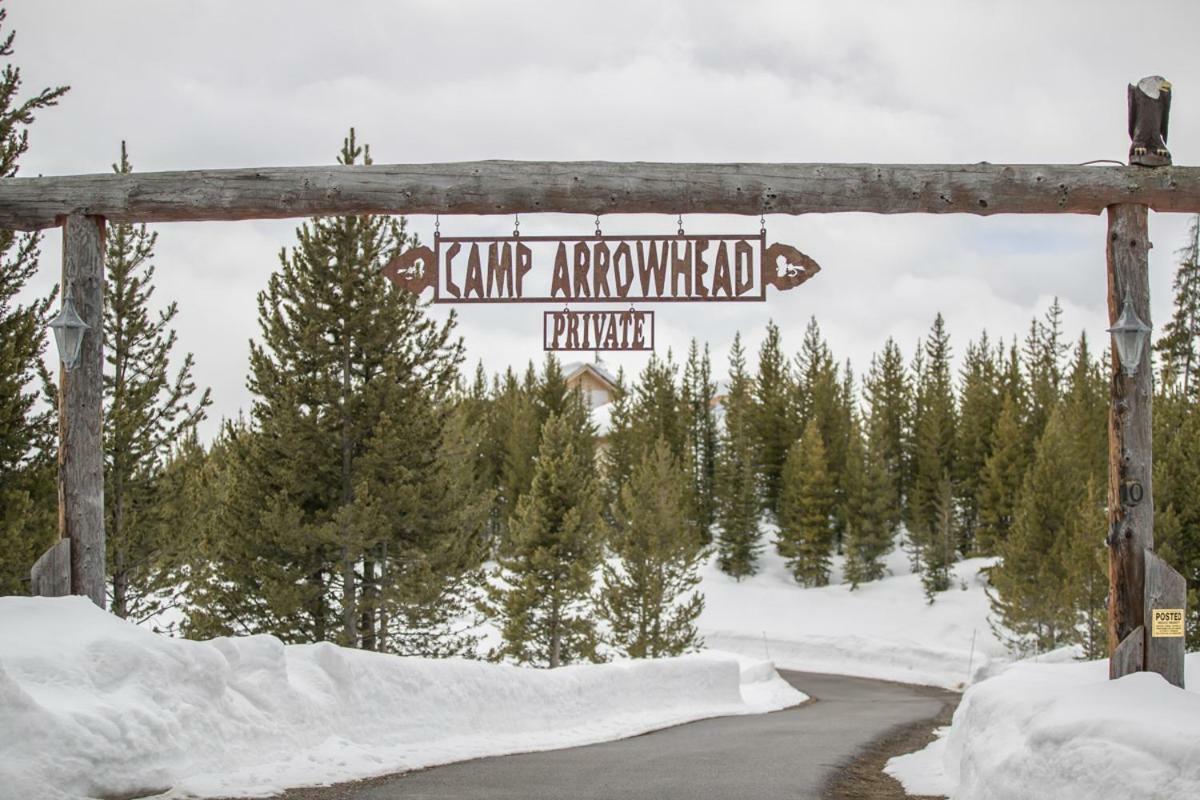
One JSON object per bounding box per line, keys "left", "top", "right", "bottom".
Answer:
{"left": 294, "top": 671, "right": 954, "bottom": 800}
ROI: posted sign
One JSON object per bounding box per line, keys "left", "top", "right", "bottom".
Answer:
{"left": 1151, "top": 608, "right": 1185, "bottom": 638}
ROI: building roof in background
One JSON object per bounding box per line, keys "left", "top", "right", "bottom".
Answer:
{"left": 562, "top": 359, "right": 619, "bottom": 390}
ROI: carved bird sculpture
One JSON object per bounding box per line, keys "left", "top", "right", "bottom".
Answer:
{"left": 1129, "top": 75, "right": 1171, "bottom": 166}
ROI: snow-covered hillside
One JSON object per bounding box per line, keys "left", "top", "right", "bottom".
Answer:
{"left": 698, "top": 533, "right": 1007, "bottom": 689}
{"left": 886, "top": 653, "right": 1200, "bottom": 800}
{"left": 0, "top": 597, "right": 802, "bottom": 800}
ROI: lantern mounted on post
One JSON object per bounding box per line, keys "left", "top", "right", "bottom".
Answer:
{"left": 48, "top": 281, "right": 89, "bottom": 371}
{"left": 1107, "top": 290, "right": 1152, "bottom": 378}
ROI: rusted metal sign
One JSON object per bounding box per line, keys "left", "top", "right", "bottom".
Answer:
{"left": 382, "top": 231, "right": 820, "bottom": 350}
{"left": 544, "top": 308, "right": 654, "bottom": 351}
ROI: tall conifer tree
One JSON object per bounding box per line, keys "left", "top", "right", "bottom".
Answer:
{"left": 601, "top": 367, "right": 637, "bottom": 506}
{"left": 599, "top": 439, "right": 705, "bottom": 658}
{"left": 103, "top": 142, "right": 211, "bottom": 620}
{"left": 863, "top": 337, "right": 912, "bottom": 512}
{"left": 777, "top": 419, "right": 835, "bottom": 586}
{"left": 0, "top": 11, "right": 68, "bottom": 594}
{"left": 976, "top": 393, "right": 1027, "bottom": 554}
{"left": 682, "top": 340, "right": 718, "bottom": 541}
{"left": 188, "top": 130, "right": 467, "bottom": 650}
{"left": 1155, "top": 215, "right": 1200, "bottom": 396}
{"left": 485, "top": 412, "right": 603, "bottom": 667}
{"left": 753, "top": 321, "right": 796, "bottom": 517}
{"left": 715, "top": 334, "right": 762, "bottom": 579}
{"left": 989, "top": 406, "right": 1081, "bottom": 653}
{"left": 844, "top": 415, "right": 896, "bottom": 588}
{"left": 631, "top": 351, "right": 686, "bottom": 457}
{"left": 955, "top": 333, "right": 1000, "bottom": 553}
{"left": 908, "top": 314, "right": 958, "bottom": 584}
{"left": 1023, "top": 298, "right": 1067, "bottom": 441}
{"left": 494, "top": 368, "right": 539, "bottom": 542}
{"left": 1062, "top": 477, "right": 1108, "bottom": 659}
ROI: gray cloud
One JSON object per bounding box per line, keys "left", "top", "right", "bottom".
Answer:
{"left": 9, "top": 0, "right": 1198, "bottom": 440}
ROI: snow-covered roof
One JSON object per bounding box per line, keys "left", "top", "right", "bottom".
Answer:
{"left": 562, "top": 360, "right": 619, "bottom": 390}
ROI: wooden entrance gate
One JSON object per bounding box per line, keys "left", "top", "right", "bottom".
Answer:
{"left": 5, "top": 82, "right": 1198, "bottom": 687}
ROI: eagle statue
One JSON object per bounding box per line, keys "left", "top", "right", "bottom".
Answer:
{"left": 1129, "top": 75, "right": 1172, "bottom": 166}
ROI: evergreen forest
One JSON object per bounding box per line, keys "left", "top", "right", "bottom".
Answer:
{"left": 3, "top": 13, "right": 1200, "bottom": 666}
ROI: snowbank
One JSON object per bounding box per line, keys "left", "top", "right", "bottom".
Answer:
{"left": 0, "top": 597, "right": 804, "bottom": 800}
{"left": 699, "top": 539, "right": 1006, "bottom": 689}
{"left": 886, "top": 653, "right": 1200, "bottom": 799}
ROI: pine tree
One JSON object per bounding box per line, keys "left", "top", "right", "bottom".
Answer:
{"left": 0, "top": 12, "right": 68, "bottom": 595}
{"left": 777, "top": 419, "right": 835, "bottom": 586}
{"left": 1023, "top": 298, "right": 1067, "bottom": 441}
{"left": 103, "top": 142, "right": 211, "bottom": 620}
{"left": 485, "top": 412, "right": 604, "bottom": 667}
{"left": 494, "top": 368, "right": 539, "bottom": 541}
{"left": 1062, "top": 477, "right": 1108, "bottom": 659}
{"left": 753, "top": 321, "right": 796, "bottom": 516}
{"left": 361, "top": 397, "right": 492, "bottom": 656}
{"left": 148, "top": 430, "right": 211, "bottom": 634}
{"left": 955, "top": 333, "right": 1000, "bottom": 553}
{"left": 715, "top": 334, "right": 762, "bottom": 579}
{"left": 177, "top": 419, "right": 287, "bottom": 640}
{"left": 908, "top": 314, "right": 958, "bottom": 582}
{"left": 922, "top": 473, "right": 957, "bottom": 600}
{"left": 601, "top": 367, "right": 637, "bottom": 505}
{"left": 599, "top": 439, "right": 705, "bottom": 658}
{"left": 790, "top": 319, "right": 855, "bottom": 549}
{"left": 186, "top": 130, "right": 467, "bottom": 650}
{"left": 1156, "top": 215, "right": 1200, "bottom": 396}
{"left": 976, "top": 393, "right": 1027, "bottom": 554}
{"left": 844, "top": 415, "right": 896, "bottom": 588}
{"left": 863, "top": 337, "right": 913, "bottom": 510}
{"left": 1062, "top": 333, "right": 1107, "bottom": 479}
{"left": 682, "top": 340, "right": 718, "bottom": 542}
{"left": 535, "top": 353, "right": 570, "bottom": 425}
{"left": 989, "top": 405, "right": 1082, "bottom": 653}
{"left": 631, "top": 351, "right": 686, "bottom": 458}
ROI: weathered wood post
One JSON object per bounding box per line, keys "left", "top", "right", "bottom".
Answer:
{"left": 1105, "top": 203, "right": 1186, "bottom": 688}
{"left": 1106, "top": 203, "right": 1152, "bottom": 678}
{"left": 58, "top": 213, "right": 106, "bottom": 608}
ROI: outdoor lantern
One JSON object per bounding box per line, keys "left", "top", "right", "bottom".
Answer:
{"left": 1107, "top": 291, "right": 1152, "bottom": 378}
{"left": 48, "top": 283, "right": 89, "bottom": 371}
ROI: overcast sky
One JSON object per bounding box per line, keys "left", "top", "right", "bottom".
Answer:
{"left": 9, "top": 0, "right": 1200, "bottom": 440}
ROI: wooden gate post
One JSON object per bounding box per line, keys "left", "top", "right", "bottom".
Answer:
{"left": 1105, "top": 205, "right": 1189, "bottom": 688}
{"left": 1106, "top": 203, "right": 1152, "bottom": 678}
{"left": 59, "top": 213, "right": 106, "bottom": 609}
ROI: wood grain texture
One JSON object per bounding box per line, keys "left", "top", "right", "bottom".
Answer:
{"left": 1144, "top": 549, "right": 1186, "bottom": 689}
{"left": 58, "top": 214, "right": 106, "bottom": 609}
{"left": 0, "top": 162, "right": 1199, "bottom": 230}
{"left": 1106, "top": 204, "right": 1152, "bottom": 669}
{"left": 30, "top": 539, "right": 71, "bottom": 597}
{"left": 1110, "top": 625, "right": 1145, "bottom": 679}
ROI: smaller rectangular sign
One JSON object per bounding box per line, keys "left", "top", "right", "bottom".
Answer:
{"left": 543, "top": 308, "right": 654, "bottom": 351}
{"left": 1151, "top": 608, "right": 1185, "bottom": 638}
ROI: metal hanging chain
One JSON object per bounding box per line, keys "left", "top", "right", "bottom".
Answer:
{"left": 434, "top": 213, "right": 440, "bottom": 239}
{"left": 595, "top": 212, "right": 603, "bottom": 237}
{"left": 760, "top": 208, "right": 767, "bottom": 236}
{"left": 513, "top": 212, "right": 520, "bottom": 237}
{"left": 677, "top": 213, "right": 685, "bottom": 236}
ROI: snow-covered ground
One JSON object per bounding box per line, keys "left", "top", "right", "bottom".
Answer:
{"left": 886, "top": 652, "right": 1200, "bottom": 800}
{"left": 0, "top": 596, "right": 803, "bottom": 800}
{"left": 698, "top": 533, "right": 1007, "bottom": 689}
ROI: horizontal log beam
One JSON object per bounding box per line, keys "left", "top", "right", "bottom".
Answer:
{"left": 1, "top": 161, "right": 1199, "bottom": 230}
